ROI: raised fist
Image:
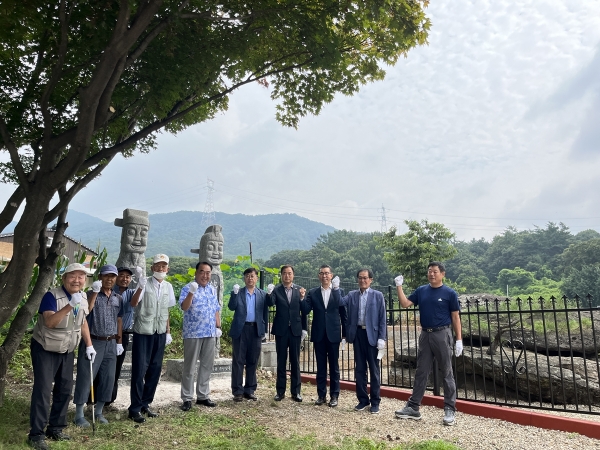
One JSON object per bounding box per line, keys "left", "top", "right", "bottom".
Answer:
{"left": 189, "top": 282, "right": 199, "bottom": 294}
{"left": 69, "top": 292, "right": 82, "bottom": 308}
{"left": 267, "top": 283, "right": 275, "bottom": 294}
{"left": 91, "top": 281, "right": 102, "bottom": 293}
{"left": 233, "top": 284, "right": 240, "bottom": 294}
{"left": 394, "top": 275, "right": 404, "bottom": 287}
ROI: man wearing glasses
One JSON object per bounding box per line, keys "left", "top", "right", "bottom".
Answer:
{"left": 228, "top": 267, "right": 269, "bottom": 402}
{"left": 301, "top": 265, "right": 347, "bottom": 407}
{"left": 335, "top": 268, "right": 386, "bottom": 414}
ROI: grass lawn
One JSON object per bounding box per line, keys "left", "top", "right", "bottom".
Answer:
{"left": 0, "top": 386, "right": 460, "bottom": 450}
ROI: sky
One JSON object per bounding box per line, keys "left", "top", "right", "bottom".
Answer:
{"left": 4, "top": 0, "right": 600, "bottom": 242}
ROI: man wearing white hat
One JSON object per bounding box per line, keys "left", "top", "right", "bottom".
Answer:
{"left": 128, "top": 254, "right": 175, "bottom": 423}
{"left": 73, "top": 264, "right": 124, "bottom": 427}
{"left": 28, "top": 263, "right": 96, "bottom": 450}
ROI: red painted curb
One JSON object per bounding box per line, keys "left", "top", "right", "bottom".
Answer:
{"left": 300, "top": 374, "right": 600, "bottom": 440}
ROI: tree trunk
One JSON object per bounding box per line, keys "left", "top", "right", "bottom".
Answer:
{"left": 0, "top": 210, "right": 68, "bottom": 405}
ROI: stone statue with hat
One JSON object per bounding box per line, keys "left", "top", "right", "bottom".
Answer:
{"left": 114, "top": 208, "right": 149, "bottom": 279}
{"left": 191, "top": 224, "right": 224, "bottom": 354}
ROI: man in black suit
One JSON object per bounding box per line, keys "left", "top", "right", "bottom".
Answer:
{"left": 228, "top": 267, "right": 269, "bottom": 402}
{"left": 302, "top": 265, "right": 347, "bottom": 407}
{"left": 266, "top": 265, "right": 307, "bottom": 402}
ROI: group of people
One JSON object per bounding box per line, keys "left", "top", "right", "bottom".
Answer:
{"left": 27, "top": 255, "right": 463, "bottom": 450}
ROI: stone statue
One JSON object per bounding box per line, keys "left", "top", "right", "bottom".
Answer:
{"left": 191, "top": 224, "right": 224, "bottom": 355}
{"left": 114, "top": 208, "right": 149, "bottom": 277}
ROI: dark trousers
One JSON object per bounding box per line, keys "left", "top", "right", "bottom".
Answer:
{"left": 354, "top": 328, "right": 381, "bottom": 407}
{"left": 275, "top": 327, "right": 301, "bottom": 396}
{"left": 314, "top": 337, "right": 340, "bottom": 399}
{"left": 111, "top": 333, "right": 130, "bottom": 403}
{"left": 29, "top": 339, "right": 74, "bottom": 440}
{"left": 408, "top": 327, "right": 457, "bottom": 411}
{"left": 231, "top": 323, "right": 262, "bottom": 395}
{"left": 129, "top": 332, "right": 166, "bottom": 414}
{"left": 73, "top": 339, "right": 116, "bottom": 404}
{"left": 88, "top": 333, "right": 130, "bottom": 405}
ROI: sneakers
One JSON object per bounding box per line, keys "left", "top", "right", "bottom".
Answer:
{"left": 370, "top": 405, "right": 379, "bottom": 414}
{"left": 354, "top": 402, "right": 369, "bottom": 411}
{"left": 443, "top": 407, "right": 456, "bottom": 426}
{"left": 395, "top": 404, "right": 422, "bottom": 420}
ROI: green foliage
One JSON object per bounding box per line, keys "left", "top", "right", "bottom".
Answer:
{"left": 497, "top": 267, "right": 536, "bottom": 291}
{"left": 562, "top": 265, "right": 600, "bottom": 306}
{"left": 376, "top": 220, "right": 457, "bottom": 291}
{"left": 266, "top": 230, "right": 393, "bottom": 285}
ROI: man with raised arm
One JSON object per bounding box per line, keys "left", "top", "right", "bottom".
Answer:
{"left": 228, "top": 267, "right": 268, "bottom": 402}
{"left": 128, "top": 254, "right": 175, "bottom": 423}
{"left": 266, "top": 265, "right": 307, "bottom": 402}
{"left": 394, "top": 261, "right": 462, "bottom": 426}
{"left": 301, "top": 264, "right": 347, "bottom": 407}
{"left": 28, "top": 263, "right": 95, "bottom": 450}
{"left": 179, "top": 261, "right": 222, "bottom": 411}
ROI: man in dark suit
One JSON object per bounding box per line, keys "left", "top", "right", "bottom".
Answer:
{"left": 228, "top": 267, "right": 268, "bottom": 402}
{"left": 266, "top": 265, "right": 307, "bottom": 402}
{"left": 302, "top": 265, "right": 347, "bottom": 407}
{"left": 337, "top": 268, "right": 387, "bottom": 414}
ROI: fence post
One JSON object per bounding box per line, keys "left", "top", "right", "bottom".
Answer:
{"left": 388, "top": 285, "right": 394, "bottom": 310}
{"left": 259, "top": 269, "right": 265, "bottom": 290}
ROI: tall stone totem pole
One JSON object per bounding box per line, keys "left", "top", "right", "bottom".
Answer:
{"left": 114, "top": 208, "right": 150, "bottom": 280}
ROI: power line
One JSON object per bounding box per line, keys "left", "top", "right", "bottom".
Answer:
{"left": 201, "top": 178, "right": 215, "bottom": 229}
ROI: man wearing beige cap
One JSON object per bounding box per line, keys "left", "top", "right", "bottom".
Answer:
{"left": 128, "top": 254, "right": 175, "bottom": 423}
{"left": 28, "top": 263, "right": 95, "bottom": 450}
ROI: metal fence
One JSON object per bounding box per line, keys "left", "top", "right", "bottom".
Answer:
{"left": 258, "top": 270, "right": 600, "bottom": 416}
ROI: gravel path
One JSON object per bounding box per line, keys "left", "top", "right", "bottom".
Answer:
{"left": 106, "top": 371, "right": 600, "bottom": 449}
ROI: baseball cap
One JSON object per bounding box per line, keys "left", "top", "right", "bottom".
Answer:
{"left": 98, "top": 264, "right": 119, "bottom": 276}
{"left": 63, "top": 263, "right": 88, "bottom": 275}
{"left": 117, "top": 267, "right": 133, "bottom": 275}
{"left": 153, "top": 254, "right": 169, "bottom": 264}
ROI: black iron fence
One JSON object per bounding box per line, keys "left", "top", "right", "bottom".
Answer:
{"left": 258, "top": 270, "right": 600, "bottom": 416}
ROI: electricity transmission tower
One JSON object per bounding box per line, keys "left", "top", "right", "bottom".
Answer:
{"left": 201, "top": 178, "right": 215, "bottom": 229}
{"left": 380, "top": 204, "right": 387, "bottom": 233}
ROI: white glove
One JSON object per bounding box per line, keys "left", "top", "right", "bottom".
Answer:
{"left": 233, "top": 284, "right": 240, "bottom": 294}
{"left": 165, "top": 333, "right": 172, "bottom": 345}
{"left": 86, "top": 346, "right": 97, "bottom": 363}
{"left": 394, "top": 275, "right": 404, "bottom": 287}
{"left": 301, "top": 330, "right": 308, "bottom": 341}
{"left": 377, "top": 339, "right": 385, "bottom": 350}
{"left": 267, "top": 283, "right": 274, "bottom": 294}
{"left": 341, "top": 338, "right": 346, "bottom": 351}
{"left": 455, "top": 340, "right": 463, "bottom": 357}
{"left": 116, "top": 343, "right": 124, "bottom": 356}
{"left": 135, "top": 266, "right": 143, "bottom": 278}
{"left": 137, "top": 274, "right": 147, "bottom": 290}
{"left": 215, "top": 328, "right": 222, "bottom": 338}
{"left": 189, "top": 282, "right": 198, "bottom": 294}
{"left": 92, "top": 281, "right": 102, "bottom": 293}
{"left": 69, "top": 292, "right": 82, "bottom": 308}
{"left": 332, "top": 276, "right": 340, "bottom": 290}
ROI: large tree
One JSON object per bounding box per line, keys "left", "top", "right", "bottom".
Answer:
{"left": 0, "top": 0, "right": 430, "bottom": 402}
{"left": 376, "top": 219, "right": 456, "bottom": 291}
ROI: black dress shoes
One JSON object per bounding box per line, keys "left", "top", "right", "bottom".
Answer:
{"left": 291, "top": 394, "right": 303, "bottom": 403}
{"left": 141, "top": 407, "right": 159, "bottom": 418}
{"left": 274, "top": 393, "right": 285, "bottom": 402}
{"left": 45, "top": 431, "right": 70, "bottom": 441}
{"left": 328, "top": 396, "right": 338, "bottom": 407}
{"left": 233, "top": 395, "right": 244, "bottom": 402}
{"left": 181, "top": 401, "right": 192, "bottom": 411}
{"left": 128, "top": 412, "right": 146, "bottom": 423}
{"left": 315, "top": 397, "right": 326, "bottom": 406}
{"left": 197, "top": 398, "right": 216, "bottom": 407}
{"left": 243, "top": 393, "right": 258, "bottom": 401}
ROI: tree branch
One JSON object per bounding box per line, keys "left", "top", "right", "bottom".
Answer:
{"left": 0, "top": 187, "right": 25, "bottom": 234}
{"left": 42, "top": 156, "right": 115, "bottom": 226}
{"left": 0, "top": 115, "right": 28, "bottom": 188}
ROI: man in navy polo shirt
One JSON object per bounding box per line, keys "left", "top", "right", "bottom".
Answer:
{"left": 394, "top": 261, "right": 462, "bottom": 426}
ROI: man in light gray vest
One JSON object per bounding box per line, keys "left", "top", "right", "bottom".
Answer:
{"left": 127, "top": 254, "right": 175, "bottom": 423}
{"left": 28, "top": 263, "right": 96, "bottom": 450}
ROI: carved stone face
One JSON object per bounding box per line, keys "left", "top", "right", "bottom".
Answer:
{"left": 201, "top": 239, "right": 223, "bottom": 266}
{"left": 121, "top": 223, "right": 148, "bottom": 253}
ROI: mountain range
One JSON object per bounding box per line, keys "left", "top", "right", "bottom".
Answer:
{"left": 5, "top": 210, "right": 335, "bottom": 262}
